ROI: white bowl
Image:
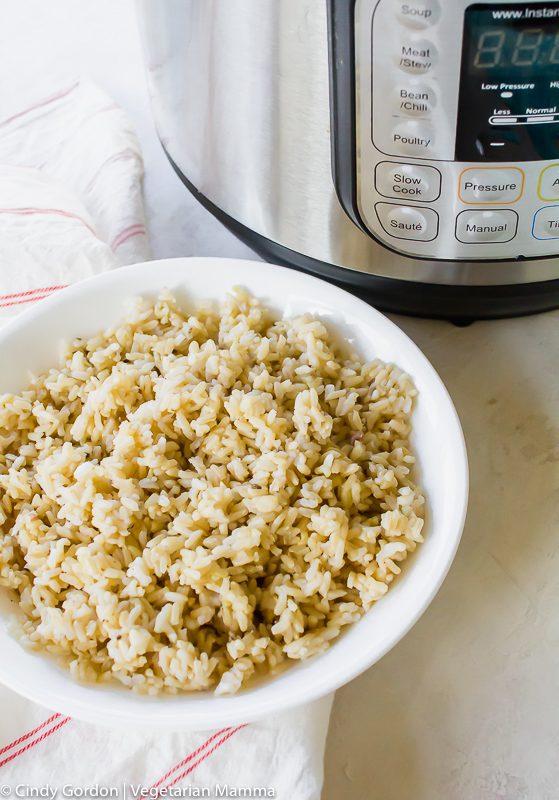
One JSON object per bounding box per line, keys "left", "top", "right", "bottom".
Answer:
{"left": 0, "top": 257, "right": 468, "bottom": 729}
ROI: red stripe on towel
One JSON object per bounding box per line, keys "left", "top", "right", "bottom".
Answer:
{"left": 0, "top": 207, "right": 95, "bottom": 235}
{"left": 150, "top": 729, "right": 232, "bottom": 791}
{"left": 0, "top": 285, "right": 68, "bottom": 302}
{"left": 0, "top": 294, "right": 55, "bottom": 309}
{"left": 0, "top": 714, "right": 61, "bottom": 757}
{"left": 156, "top": 726, "right": 246, "bottom": 795}
{"left": 0, "top": 82, "right": 81, "bottom": 128}
{"left": 0, "top": 286, "right": 67, "bottom": 309}
{"left": 111, "top": 223, "right": 145, "bottom": 251}
{"left": 83, "top": 149, "right": 142, "bottom": 195}
{"left": 0, "top": 717, "right": 71, "bottom": 769}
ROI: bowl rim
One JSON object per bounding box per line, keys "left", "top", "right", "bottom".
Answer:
{"left": 0, "top": 257, "right": 469, "bottom": 729}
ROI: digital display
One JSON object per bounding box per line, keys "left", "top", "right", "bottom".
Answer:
{"left": 456, "top": 3, "right": 559, "bottom": 162}
{"left": 471, "top": 22, "right": 559, "bottom": 70}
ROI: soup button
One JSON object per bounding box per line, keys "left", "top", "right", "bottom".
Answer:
{"left": 375, "top": 162, "right": 441, "bottom": 202}
{"left": 375, "top": 203, "right": 439, "bottom": 241}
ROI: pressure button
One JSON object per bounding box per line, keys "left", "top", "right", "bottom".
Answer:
{"left": 375, "top": 162, "right": 441, "bottom": 202}
{"left": 459, "top": 168, "right": 524, "bottom": 204}
{"left": 376, "top": 203, "right": 439, "bottom": 242}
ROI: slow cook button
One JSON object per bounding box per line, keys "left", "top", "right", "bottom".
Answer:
{"left": 456, "top": 210, "right": 518, "bottom": 243}
{"left": 376, "top": 203, "right": 439, "bottom": 241}
{"left": 395, "top": 0, "right": 441, "bottom": 29}
{"left": 375, "top": 162, "right": 441, "bottom": 202}
{"left": 394, "top": 37, "right": 438, "bottom": 74}
{"left": 538, "top": 165, "right": 559, "bottom": 201}
{"left": 533, "top": 205, "right": 559, "bottom": 239}
{"left": 459, "top": 167, "right": 524, "bottom": 203}
{"left": 392, "top": 120, "right": 435, "bottom": 156}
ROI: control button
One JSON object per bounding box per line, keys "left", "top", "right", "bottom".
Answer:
{"left": 459, "top": 168, "right": 524, "bottom": 204}
{"left": 533, "top": 205, "right": 559, "bottom": 239}
{"left": 375, "top": 203, "right": 439, "bottom": 242}
{"left": 393, "top": 83, "right": 437, "bottom": 117}
{"left": 375, "top": 162, "right": 441, "bottom": 202}
{"left": 455, "top": 210, "right": 518, "bottom": 243}
{"left": 538, "top": 165, "right": 559, "bottom": 201}
{"left": 391, "top": 120, "right": 435, "bottom": 156}
{"left": 395, "top": 37, "right": 438, "bottom": 75}
{"left": 395, "top": 0, "right": 441, "bottom": 29}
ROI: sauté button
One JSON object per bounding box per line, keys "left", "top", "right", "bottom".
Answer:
{"left": 459, "top": 168, "right": 524, "bottom": 204}
{"left": 393, "top": 82, "right": 437, "bottom": 117}
{"left": 391, "top": 120, "right": 435, "bottom": 156}
{"left": 455, "top": 210, "right": 518, "bottom": 243}
{"left": 538, "top": 165, "right": 559, "bottom": 201}
{"left": 375, "top": 162, "right": 441, "bottom": 202}
{"left": 394, "top": 37, "right": 438, "bottom": 74}
{"left": 395, "top": 0, "right": 441, "bottom": 29}
{"left": 375, "top": 203, "right": 439, "bottom": 241}
{"left": 533, "top": 205, "right": 559, "bottom": 239}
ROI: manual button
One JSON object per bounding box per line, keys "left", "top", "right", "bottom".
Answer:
{"left": 459, "top": 168, "right": 524, "bottom": 204}
{"left": 456, "top": 210, "right": 518, "bottom": 243}
{"left": 375, "top": 203, "right": 439, "bottom": 242}
{"left": 375, "top": 162, "right": 441, "bottom": 202}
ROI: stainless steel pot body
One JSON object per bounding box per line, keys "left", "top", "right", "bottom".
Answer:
{"left": 136, "top": 0, "right": 559, "bottom": 314}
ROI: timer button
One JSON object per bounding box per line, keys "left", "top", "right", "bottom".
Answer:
{"left": 395, "top": 0, "right": 441, "bottom": 29}
{"left": 393, "top": 82, "right": 437, "bottom": 117}
{"left": 395, "top": 37, "right": 438, "bottom": 75}
{"left": 375, "top": 162, "right": 441, "bottom": 202}
{"left": 391, "top": 120, "right": 435, "bottom": 157}
{"left": 375, "top": 203, "right": 439, "bottom": 242}
{"left": 533, "top": 206, "right": 559, "bottom": 239}
{"left": 459, "top": 168, "right": 524, "bottom": 204}
{"left": 456, "top": 210, "right": 518, "bottom": 244}
{"left": 538, "top": 165, "right": 559, "bottom": 201}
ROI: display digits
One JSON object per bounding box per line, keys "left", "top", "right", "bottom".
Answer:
{"left": 511, "top": 28, "right": 544, "bottom": 65}
{"left": 474, "top": 30, "right": 505, "bottom": 67}
{"left": 473, "top": 25, "right": 559, "bottom": 68}
{"left": 549, "top": 31, "right": 559, "bottom": 64}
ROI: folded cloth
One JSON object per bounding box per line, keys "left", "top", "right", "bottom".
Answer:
{"left": 0, "top": 82, "right": 333, "bottom": 799}
{"left": 0, "top": 686, "right": 333, "bottom": 799}
{"left": 0, "top": 79, "right": 150, "bottom": 324}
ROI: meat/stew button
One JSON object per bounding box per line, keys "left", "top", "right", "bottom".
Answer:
{"left": 459, "top": 168, "right": 524, "bottom": 204}
{"left": 375, "top": 203, "right": 439, "bottom": 241}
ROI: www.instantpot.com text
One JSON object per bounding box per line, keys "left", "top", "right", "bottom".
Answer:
{"left": 492, "top": 7, "right": 559, "bottom": 19}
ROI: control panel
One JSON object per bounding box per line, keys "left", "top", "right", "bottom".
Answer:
{"left": 354, "top": 0, "right": 559, "bottom": 260}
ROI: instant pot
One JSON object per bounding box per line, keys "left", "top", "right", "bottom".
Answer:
{"left": 137, "top": 0, "right": 559, "bottom": 319}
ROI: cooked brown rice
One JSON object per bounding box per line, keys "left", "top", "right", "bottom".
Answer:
{"left": 0, "top": 289, "right": 425, "bottom": 695}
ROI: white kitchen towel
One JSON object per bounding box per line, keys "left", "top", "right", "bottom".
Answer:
{"left": 0, "top": 82, "right": 333, "bottom": 799}
{"left": 0, "top": 685, "right": 333, "bottom": 798}
{"left": 0, "top": 79, "right": 149, "bottom": 323}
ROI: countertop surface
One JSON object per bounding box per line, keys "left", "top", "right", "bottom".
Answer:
{"left": 1, "top": 2, "right": 558, "bottom": 798}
